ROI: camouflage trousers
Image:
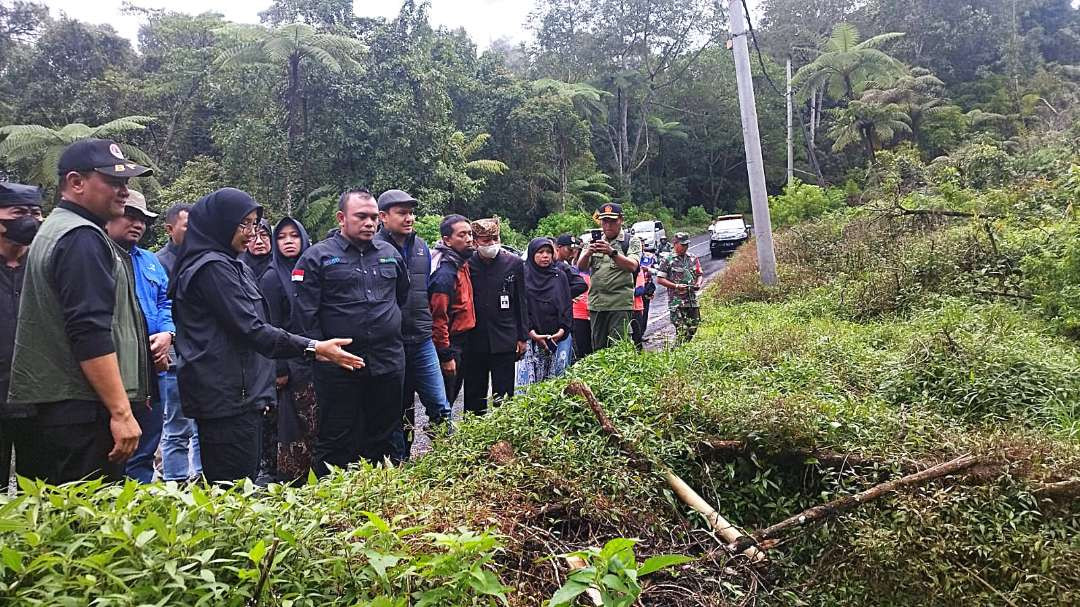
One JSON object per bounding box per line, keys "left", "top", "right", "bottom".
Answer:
{"left": 670, "top": 306, "right": 701, "bottom": 345}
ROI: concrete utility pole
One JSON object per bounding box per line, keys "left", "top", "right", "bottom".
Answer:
{"left": 786, "top": 55, "right": 794, "bottom": 184}
{"left": 727, "top": 0, "right": 778, "bottom": 284}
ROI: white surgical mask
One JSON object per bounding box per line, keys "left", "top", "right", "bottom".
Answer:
{"left": 477, "top": 243, "right": 500, "bottom": 259}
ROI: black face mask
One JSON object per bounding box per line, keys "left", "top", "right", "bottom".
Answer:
{"left": 1, "top": 215, "right": 40, "bottom": 246}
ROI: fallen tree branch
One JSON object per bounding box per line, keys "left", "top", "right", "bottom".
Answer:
{"left": 973, "top": 289, "right": 1034, "bottom": 301}
{"left": 897, "top": 206, "right": 1002, "bottom": 219}
{"left": 698, "top": 439, "right": 919, "bottom": 474}
{"left": 727, "top": 454, "right": 987, "bottom": 553}
{"left": 564, "top": 381, "right": 765, "bottom": 563}
{"left": 1033, "top": 479, "right": 1080, "bottom": 501}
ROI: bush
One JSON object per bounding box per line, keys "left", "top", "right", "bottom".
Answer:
{"left": 768, "top": 179, "right": 846, "bottom": 227}
{"left": 414, "top": 214, "right": 443, "bottom": 245}
{"left": 532, "top": 210, "right": 594, "bottom": 239}
{"left": 683, "top": 205, "right": 709, "bottom": 226}
{"left": 1022, "top": 219, "right": 1080, "bottom": 338}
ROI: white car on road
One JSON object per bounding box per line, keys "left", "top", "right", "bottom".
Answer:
{"left": 630, "top": 220, "right": 667, "bottom": 251}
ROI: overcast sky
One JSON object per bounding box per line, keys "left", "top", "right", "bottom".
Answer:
{"left": 41, "top": 0, "right": 764, "bottom": 51}
{"left": 43, "top": 0, "right": 536, "bottom": 49}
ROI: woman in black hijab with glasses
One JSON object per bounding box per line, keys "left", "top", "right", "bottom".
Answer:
{"left": 169, "top": 188, "right": 363, "bottom": 483}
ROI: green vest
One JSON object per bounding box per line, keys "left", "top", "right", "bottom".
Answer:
{"left": 8, "top": 206, "right": 150, "bottom": 406}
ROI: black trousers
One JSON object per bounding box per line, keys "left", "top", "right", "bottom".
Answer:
{"left": 196, "top": 410, "right": 263, "bottom": 483}
{"left": 442, "top": 338, "right": 466, "bottom": 406}
{"left": 33, "top": 400, "right": 123, "bottom": 485}
{"left": 572, "top": 318, "right": 592, "bottom": 361}
{"left": 313, "top": 365, "right": 403, "bottom": 475}
{"left": 631, "top": 310, "right": 645, "bottom": 349}
{"left": 462, "top": 350, "right": 516, "bottom": 415}
{"left": 0, "top": 417, "right": 44, "bottom": 485}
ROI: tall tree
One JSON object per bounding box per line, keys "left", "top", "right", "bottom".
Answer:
{"left": 528, "top": 0, "right": 721, "bottom": 196}
{"left": 215, "top": 22, "right": 364, "bottom": 213}
{"left": 792, "top": 23, "right": 906, "bottom": 103}
{"left": 826, "top": 99, "right": 911, "bottom": 161}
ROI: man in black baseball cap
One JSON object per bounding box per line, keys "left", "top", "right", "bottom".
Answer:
{"left": 8, "top": 138, "right": 154, "bottom": 483}
{"left": 375, "top": 188, "right": 451, "bottom": 461}
{"left": 0, "top": 182, "right": 45, "bottom": 483}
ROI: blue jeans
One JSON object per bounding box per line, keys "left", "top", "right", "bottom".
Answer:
{"left": 393, "top": 340, "right": 452, "bottom": 460}
{"left": 160, "top": 371, "right": 202, "bottom": 481}
{"left": 125, "top": 396, "right": 163, "bottom": 484}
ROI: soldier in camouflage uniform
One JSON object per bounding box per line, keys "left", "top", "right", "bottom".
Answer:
{"left": 656, "top": 232, "right": 704, "bottom": 344}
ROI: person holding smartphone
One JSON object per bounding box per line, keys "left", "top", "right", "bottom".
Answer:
{"left": 576, "top": 204, "right": 642, "bottom": 351}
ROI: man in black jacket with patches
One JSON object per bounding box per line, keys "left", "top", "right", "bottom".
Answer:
{"left": 293, "top": 189, "right": 410, "bottom": 473}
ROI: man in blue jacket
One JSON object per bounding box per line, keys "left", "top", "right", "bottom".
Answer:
{"left": 106, "top": 190, "right": 174, "bottom": 483}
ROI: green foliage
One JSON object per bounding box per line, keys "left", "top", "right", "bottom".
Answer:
{"left": 881, "top": 302, "right": 1080, "bottom": 426}
{"left": 0, "top": 116, "right": 157, "bottom": 191}
{"left": 683, "top": 205, "right": 710, "bottom": 226}
{"left": 768, "top": 179, "right": 846, "bottom": 226}
{"left": 532, "top": 210, "right": 594, "bottom": 239}
{"left": 1021, "top": 218, "right": 1080, "bottom": 338}
{"left": 414, "top": 214, "right": 444, "bottom": 245}
{"left": 792, "top": 23, "right": 906, "bottom": 102}
{"left": 157, "top": 156, "right": 226, "bottom": 209}
{"left": 548, "top": 539, "right": 692, "bottom": 607}
{"left": 0, "top": 477, "right": 510, "bottom": 605}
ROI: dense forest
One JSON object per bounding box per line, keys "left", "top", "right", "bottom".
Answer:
{"left": 1, "top": 0, "right": 1076, "bottom": 236}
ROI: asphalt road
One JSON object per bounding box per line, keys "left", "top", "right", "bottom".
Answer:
{"left": 642, "top": 231, "right": 726, "bottom": 344}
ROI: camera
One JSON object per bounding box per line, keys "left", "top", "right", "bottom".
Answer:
{"left": 590, "top": 229, "right": 603, "bottom": 242}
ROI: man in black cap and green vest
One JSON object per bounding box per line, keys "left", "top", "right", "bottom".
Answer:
{"left": 0, "top": 182, "right": 44, "bottom": 484}
{"left": 8, "top": 138, "right": 153, "bottom": 484}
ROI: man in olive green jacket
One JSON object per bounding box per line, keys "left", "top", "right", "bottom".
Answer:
{"left": 8, "top": 139, "right": 152, "bottom": 484}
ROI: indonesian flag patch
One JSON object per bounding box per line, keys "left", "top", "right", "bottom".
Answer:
{"left": 291, "top": 269, "right": 305, "bottom": 282}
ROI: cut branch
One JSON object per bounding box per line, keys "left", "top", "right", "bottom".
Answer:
{"left": 728, "top": 454, "right": 987, "bottom": 553}
{"left": 1033, "top": 479, "right": 1080, "bottom": 501}
{"left": 564, "top": 381, "right": 765, "bottom": 563}
{"left": 897, "top": 206, "right": 1002, "bottom": 219}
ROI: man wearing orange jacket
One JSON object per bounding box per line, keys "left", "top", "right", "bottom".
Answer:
{"left": 428, "top": 214, "right": 476, "bottom": 405}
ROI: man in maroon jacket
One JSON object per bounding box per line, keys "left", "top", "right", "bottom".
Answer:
{"left": 428, "top": 214, "right": 475, "bottom": 405}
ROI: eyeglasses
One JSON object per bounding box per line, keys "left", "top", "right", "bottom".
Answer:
{"left": 238, "top": 220, "right": 259, "bottom": 233}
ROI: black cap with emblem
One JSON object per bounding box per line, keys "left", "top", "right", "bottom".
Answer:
{"left": 57, "top": 138, "right": 153, "bottom": 178}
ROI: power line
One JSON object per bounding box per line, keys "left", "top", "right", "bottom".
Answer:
{"left": 739, "top": 0, "right": 787, "bottom": 99}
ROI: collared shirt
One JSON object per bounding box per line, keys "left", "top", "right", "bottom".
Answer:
{"left": 292, "top": 233, "right": 409, "bottom": 376}
{"left": 656, "top": 252, "right": 703, "bottom": 308}
{"left": 0, "top": 254, "right": 27, "bottom": 416}
{"left": 126, "top": 246, "right": 174, "bottom": 336}
{"left": 50, "top": 200, "right": 118, "bottom": 361}
{"left": 586, "top": 235, "right": 642, "bottom": 312}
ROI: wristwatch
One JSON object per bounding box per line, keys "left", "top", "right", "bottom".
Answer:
{"left": 303, "top": 339, "right": 318, "bottom": 361}
{"left": 608, "top": 249, "right": 619, "bottom": 258}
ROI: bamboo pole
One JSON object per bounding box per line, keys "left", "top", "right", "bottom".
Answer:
{"left": 564, "top": 380, "right": 765, "bottom": 563}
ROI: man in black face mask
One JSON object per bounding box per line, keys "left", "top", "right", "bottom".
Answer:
{"left": 0, "top": 182, "right": 45, "bottom": 486}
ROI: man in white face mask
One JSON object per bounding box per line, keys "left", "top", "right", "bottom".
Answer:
{"left": 462, "top": 218, "right": 528, "bottom": 415}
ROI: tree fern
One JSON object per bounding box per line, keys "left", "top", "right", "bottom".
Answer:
{"left": 0, "top": 116, "right": 156, "bottom": 189}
